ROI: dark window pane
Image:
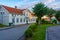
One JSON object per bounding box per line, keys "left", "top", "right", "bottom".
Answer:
{"left": 24, "top": 18, "right": 25, "bottom": 22}
{"left": 20, "top": 18, "right": 22, "bottom": 22}
{"left": 1, "top": 12, "right": 2, "bottom": 14}
{"left": 16, "top": 18, "right": 19, "bottom": 23}
{"left": 12, "top": 18, "right": 15, "bottom": 23}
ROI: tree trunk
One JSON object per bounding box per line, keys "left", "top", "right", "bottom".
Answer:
{"left": 50, "top": 16, "right": 52, "bottom": 24}
{"left": 36, "top": 18, "right": 41, "bottom": 25}
{"left": 38, "top": 20, "right": 40, "bottom": 25}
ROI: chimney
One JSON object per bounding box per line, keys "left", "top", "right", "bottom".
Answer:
{"left": 15, "top": 6, "right": 17, "bottom": 9}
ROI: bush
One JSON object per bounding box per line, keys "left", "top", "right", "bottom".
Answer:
{"left": 55, "top": 11, "right": 60, "bottom": 21}
{"left": 25, "top": 24, "right": 37, "bottom": 38}
{"left": 25, "top": 28, "right": 33, "bottom": 37}
{"left": 41, "top": 19, "right": 50, "bottom": 24}
{"left": 52, "top": 19, "right": 57, "bottom": 24}
{"left": 29, "top": 24, "right": 37, "bottom": 31}
{"left": 0, "top": 24, "right": 6, "bottom": 27}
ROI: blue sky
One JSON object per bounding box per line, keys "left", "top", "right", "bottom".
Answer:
{"left": 0, "top": 0, "right": 60, "bottom": 9}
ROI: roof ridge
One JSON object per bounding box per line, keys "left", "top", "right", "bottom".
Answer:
{"left": 3, "top": 5, "right": 22, "bottom": 10}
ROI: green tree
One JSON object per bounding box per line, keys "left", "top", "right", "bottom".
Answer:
{"left": 33, "top": 3, "right": 48, "bottom": 24}
{"left": 55, "top": 10, "right": 60, "bottom": 21}
{"left": 47, "top": 8, "right": 55, "bottom": 18}
{"left": 46, "top": 8, "right": 56, "bottom": 23}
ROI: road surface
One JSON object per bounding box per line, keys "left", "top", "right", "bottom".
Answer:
{"left": 46, "top": 25, "right": 60, "bottom": 40}
{"left": 0, "top": 24, "right": 29, "bottom": 40}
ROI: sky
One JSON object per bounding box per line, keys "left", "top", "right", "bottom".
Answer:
{"left": 0, "top": 0, "right": 60, "bottom": 9}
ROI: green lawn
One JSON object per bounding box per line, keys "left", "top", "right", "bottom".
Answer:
{"left": 29, "top": 24, "right": 57, "bottom": 40}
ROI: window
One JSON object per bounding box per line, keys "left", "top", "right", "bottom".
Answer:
{"left": 15, "top": 14, "right": 16, "bottom": 16}
{"left": 1, "top": 12, "right": 2, "bottom": 14}
{"left": 3, "top": 12, "right": 4, "bottom": 14}
{"left": 17, "top": 14, "right": 19, "bottom": 16}
{"left": 29, "top": 19, "right": 30, "bottom": 22}
{"left": 0, "top": 12, "right": 1, "bottom": 14}
{"left": 33, "top": 18, "right": 35, "bottom": 21}
{"left": 0, "top": 12, "right": 4, "bottom": 15}
{"left": 26, "top": 13, "right": 28, "bottom": 16}
{"left": 24, "top": 13, "right": 25, "bottom": 16}
{"left": 12, "top": 14, "right": 16, "bottom": 17}
{"left": 0, "top": 6, "right": 1, "bottom": 9}
{"left": 12, "top": 14, "right": 13, "bottom": 16}
{"left": 24, "top": 18, "right": 25, "bottom": 22}
{"left": 30, "top": 19, "right": 32, "bottom": 22}
{"left": 20, "top": 18, "right": 22, "bottom": 22}
{"left": 16, "top": 18, "right": 19, "bottom": 23}
{"left": 12, "top": 18, "right": 15, "bottom": 23}
{"left": 0, "top": 6, "right": 1, "bottom": 11}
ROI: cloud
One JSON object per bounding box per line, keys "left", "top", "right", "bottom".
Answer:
{"left": 44, "top": 0, "right": 60, "bottom": 9}
{"left": 15, "top": 0, "right": 40, "bottom": 9}
{"left": 47, "top": 2, "right": 60, "bottom": 9}
{"left": 44, "top": 0, "right": 55, "bottom": 4}
{"left": 0, "top": 0, "right": 60, "bottom": 9}
{"left": 15, "top": 0, "right": 60, "bottom": 9}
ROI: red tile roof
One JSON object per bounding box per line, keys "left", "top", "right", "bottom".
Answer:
{"left": 3, "top": 6, "right": 25, "bottom": 14}
{"left": 2, "top": 5, "right": 35, "bottom": 16}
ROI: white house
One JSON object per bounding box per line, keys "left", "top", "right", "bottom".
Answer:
{"left": 0, "top": 5, "right": 36, "bottom": 25}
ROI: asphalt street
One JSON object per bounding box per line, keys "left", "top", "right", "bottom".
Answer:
{"left": 0, "top": 24, "right": 29, "bottom": 40}
{"left": 46, "top": 25, "right": 60, "bottom": 40}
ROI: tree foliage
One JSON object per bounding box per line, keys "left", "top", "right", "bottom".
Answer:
{"left": 33, "top": 3, "right": 56, "bottom": 24}
{"left": 33, "top": 3, "right": 48, "bottom": 19}
{"left": 46, "top": 8, "right": 56, "bottom": 17}
{"left": 33, "top": 3, "right": 49, "bottom": 24}
{"left": 55, "top": 10, "right": 60, "bottom": 21}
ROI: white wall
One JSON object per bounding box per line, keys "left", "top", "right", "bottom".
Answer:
{"left": 0, "top": 6, "right": 9, "bottom": 25}
{"left": 9, "top": 14, "right": 26, "bottom": 25}
{"left": 9, "top": 13, "right": 36, "bottom": 25}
